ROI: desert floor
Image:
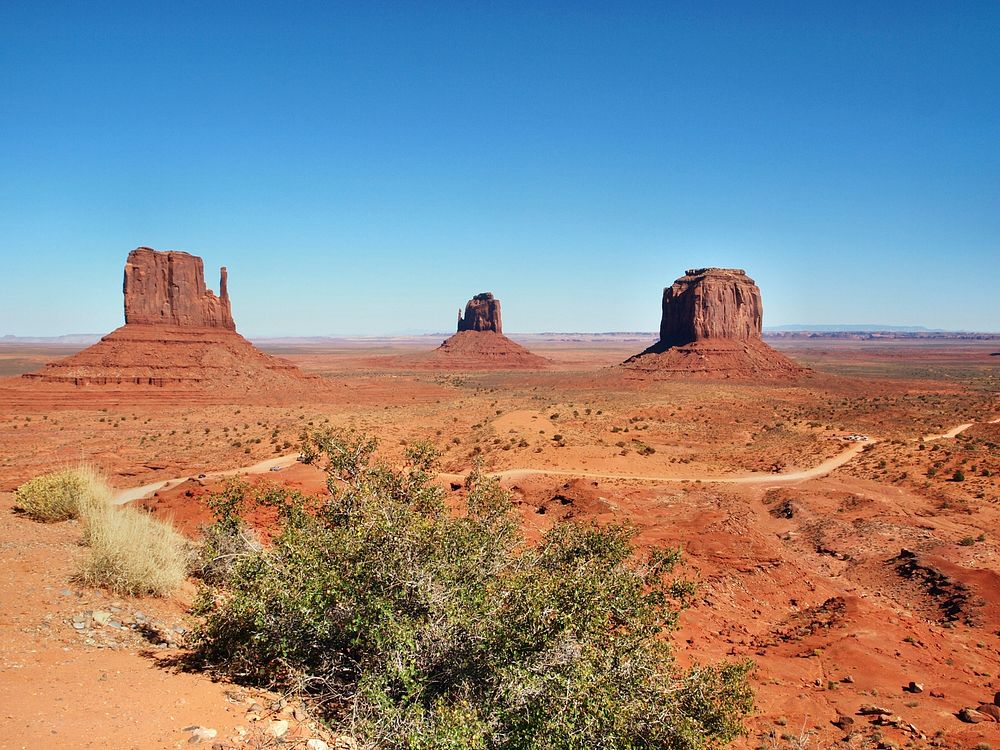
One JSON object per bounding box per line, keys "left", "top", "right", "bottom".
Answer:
{"left": 0, "top": 336, "right": 998, "bottom": 749}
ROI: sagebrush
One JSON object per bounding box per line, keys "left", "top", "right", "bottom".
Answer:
{"left": 192, "top": 430, "right": 753, "bottom": 749}
{"left": 14, "top": 465, "right": 110, "bottom": 522}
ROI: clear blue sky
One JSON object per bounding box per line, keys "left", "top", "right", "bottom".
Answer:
{"left": 2, "top": 1, "right": 997, "bottom": 335}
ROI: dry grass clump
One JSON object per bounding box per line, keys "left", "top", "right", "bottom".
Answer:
{"left": 14, "top": 465, "right": 111, "bottom": 522}
{"left": 79, "top": 502, "right": 190, "bottom": 596}
{"left": 15, "top": 465, "right": 188, "bottom": 596}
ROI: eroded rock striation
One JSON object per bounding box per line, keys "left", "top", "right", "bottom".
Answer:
{"left": 457, "top": 292, "right": 502, "bottom": 333}
{"left": 24, "top": 247, "right": 318, "bottom": 394}
{"left": 623, "top": 267, "right": 806, "bottom": 379}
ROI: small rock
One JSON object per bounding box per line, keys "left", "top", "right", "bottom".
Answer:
{"left": 59, "top": 588, "right": 74, "bottom": 596}
{"left": 334, "top": 737, "right": 359, "bottom": 750}
{"left": 832, "top": 714, "right": 854, "bottom": 730}
{"left": 269, "top": 719, "right": 289, "bottom": 737}
{"left": 187, "top": 727, "right": 217, "bottom": 743}
{"left": 307, "top": 741, "right": 330, "bottom": 750}
{"left": 840, "top": 675, "right": 855, "bottom": 684}
{"left": 930, "top": 690, "right": 945, "bottom": 698}
{"left": 904, "top": 681, "right": 923, "bottom": 693}
{"left": 92, "top": 611, "right": 112, "bottom": 626}
{"left": 293, "top": 707, "right": 307, "bottom": 721}
{"left": 72, "top": 622, "right": 85, "bottom": 631}
{"left": 858, "top": 704, "right": 892, "bottom": 716}
{"left": 958, "top": 707, "right": 990, "bottom": 723}
{"left": 978, "top": 703, "right": 1000, "bottom": 721}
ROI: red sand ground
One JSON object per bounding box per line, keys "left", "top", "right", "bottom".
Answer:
{"left": 0, "top": 336, "right": 998, "bottom": 749}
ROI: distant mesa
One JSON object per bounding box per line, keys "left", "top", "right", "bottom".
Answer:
{"left": 622, "top": 267, "right": 807, "bottom": 379}
{"left": 413, "top": 292, "right": 549, "bottom": 370}
{"left": 23, "top": 247, "right": 318, "bottom": 392}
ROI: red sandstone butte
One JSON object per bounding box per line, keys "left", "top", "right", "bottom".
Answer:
{"left": 623, "top": 267, "right": 807, "bottom": 379}
{"left": 23, "top": 247, "right": 318, "bottom": 393}
{"left": 123, "top": 247, "right": 235, "bottom": 330}
{"left": 457, "top": 292, "right": 502, "bottom": 333}
{"left": 415, "top": 292, "right": 549, "bottom": 370}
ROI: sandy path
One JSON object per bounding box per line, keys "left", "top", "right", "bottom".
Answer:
{"left": 112, "top": 435, "right": 871, "bottom": 503}
{"left": 922, "top": 423, "right": 975, "bottom": 441}
{"left": 113, "top": 454, "right": 300, "bottom": 504}
{"left": 438, "top": 440, "right": 870, "bottom": 486}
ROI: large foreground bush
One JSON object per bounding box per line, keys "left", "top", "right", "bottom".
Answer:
{"left": 15, "top": 465, "right": 188, "bottom": 596}
{"left": 193, "top": 431, "right": 753, "bottom": 749}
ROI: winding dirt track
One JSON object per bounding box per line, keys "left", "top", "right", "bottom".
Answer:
{"left": 112, "top": 417, "right": 997, "bottom": 505}
{"left": 438, "top": 440, "right": 872, "bottom": 486}
{"left": 922, "top": 417, "right": 999, "bottom": 442}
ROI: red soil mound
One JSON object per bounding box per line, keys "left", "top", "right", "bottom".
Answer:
{"left": 622, "top": 338, "right": 806, "bottom": 379}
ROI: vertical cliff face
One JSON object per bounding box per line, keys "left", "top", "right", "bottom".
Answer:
{"left": 123, "top": 247, "right": 235, "bottom": 330}
{"left": 457, "top": 292, "right": 503, "bottom": 334}
{"left": 659, "top": 268, "right": 763, "bottom": 346}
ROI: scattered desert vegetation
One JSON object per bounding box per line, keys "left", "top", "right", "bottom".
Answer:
{"left": 14, "top": 465, "right": 189, "bottom": 597}
{"left": 191, "top": 430, "right": 754, "bottom": 749}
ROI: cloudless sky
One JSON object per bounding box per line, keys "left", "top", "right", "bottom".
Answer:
{"left": 1, "top": 1, "right": 997, "bottom": 335}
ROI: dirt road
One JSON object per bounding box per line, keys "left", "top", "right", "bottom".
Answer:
{"left": 112, "top": 434, "right": 873, "bottom": 503}
{"left": 113, "top": 416, "right": 997, "bottom": 504}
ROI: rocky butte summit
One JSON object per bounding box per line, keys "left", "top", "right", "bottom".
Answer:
{"left": 421, "top": 292, "right": 549, "bottom": 369}
{"left": 24, "top": 247, "right": 317, "bottom": 393}
{"left": 622, "top": 268, "right": 807, "bottom": 378}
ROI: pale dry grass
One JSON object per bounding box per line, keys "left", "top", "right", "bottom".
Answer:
{"left": 79, "top": 501, "right": 190, "bottom": 596}
{"left": 15, "top": 465, "right": 188, "bottom": 596}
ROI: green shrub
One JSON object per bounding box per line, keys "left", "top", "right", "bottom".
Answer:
{"left": 192, "top": 430, "right": 753, "bottom": 749}
{"left": 194, "top": 478, "right": 263, "bottom": 585}
{"left": 14, "top": 465, "right": 111, "bottom": 522}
